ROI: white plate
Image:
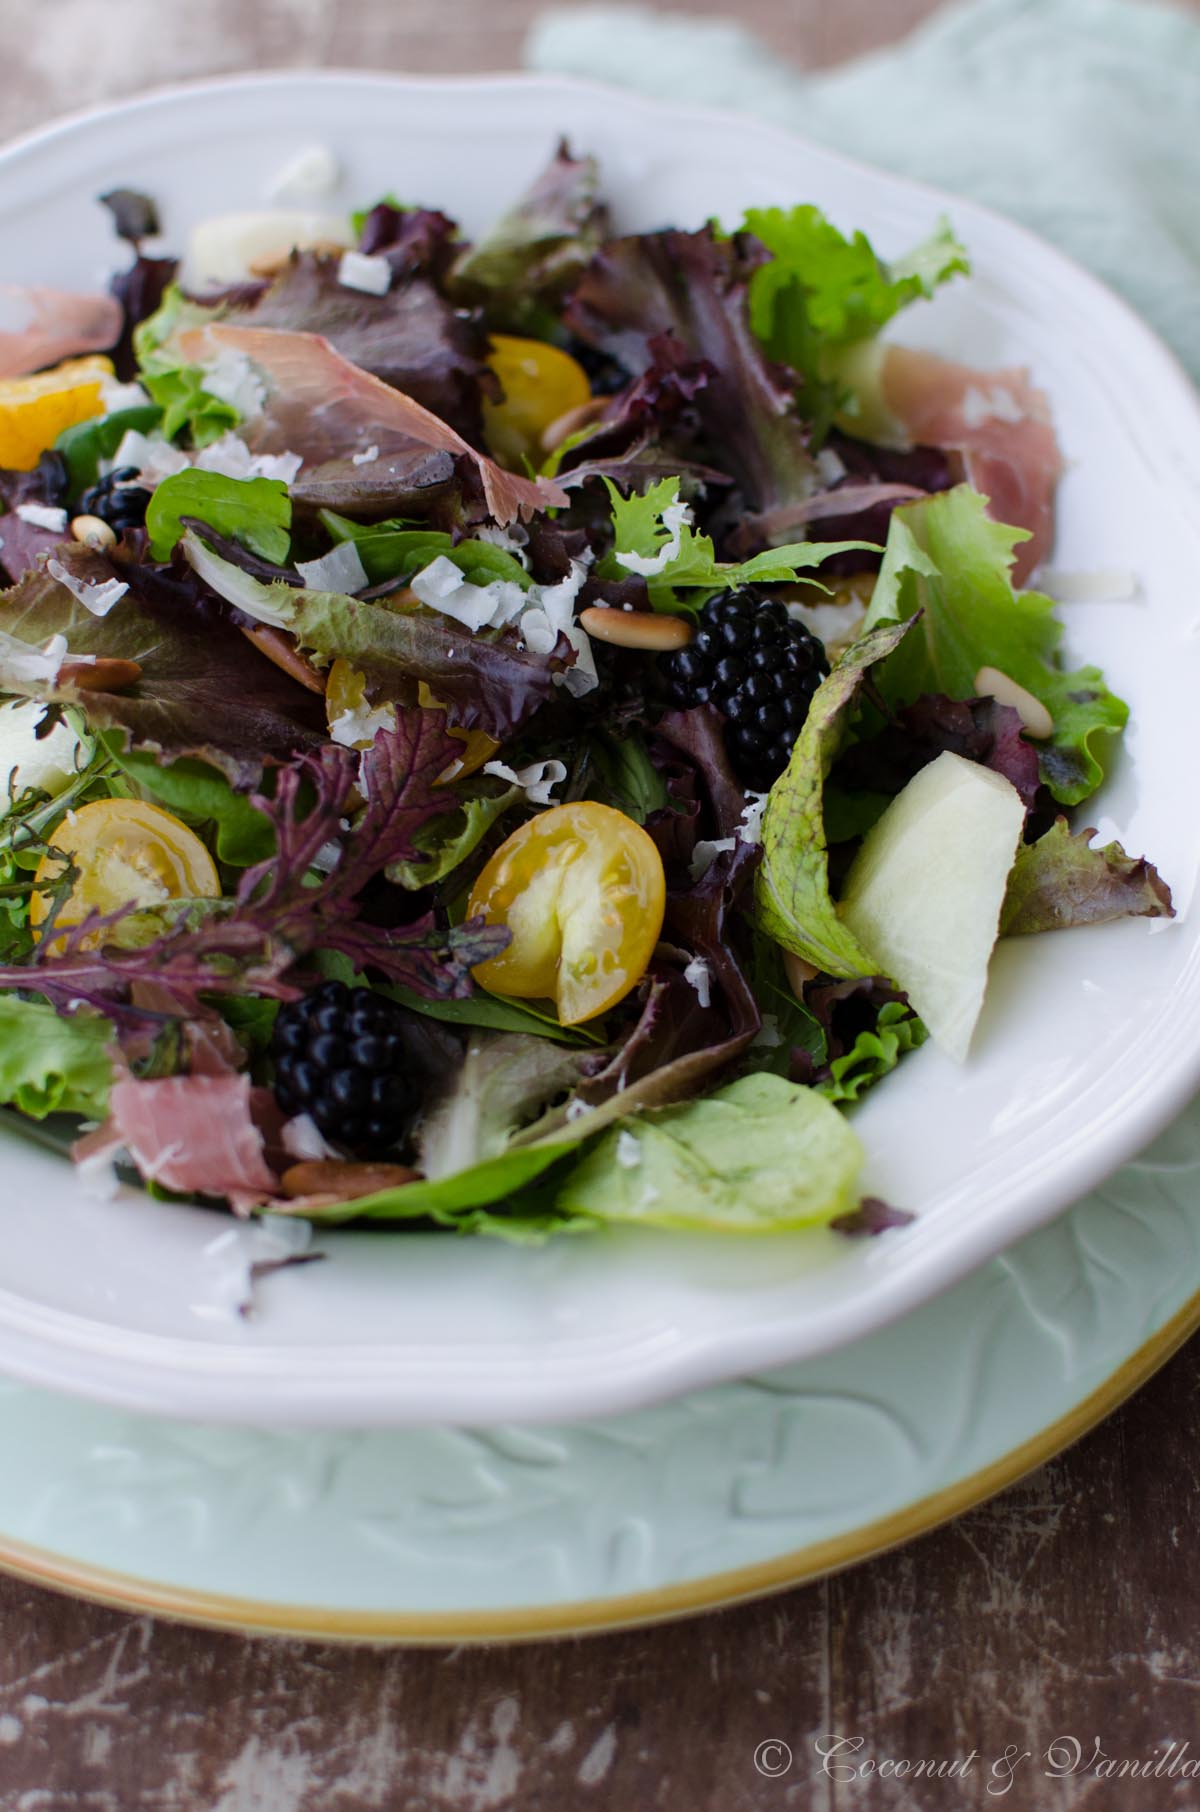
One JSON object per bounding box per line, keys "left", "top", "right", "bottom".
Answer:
{"left": 0, "top": 72, "right": 1197, "bottom": 1429}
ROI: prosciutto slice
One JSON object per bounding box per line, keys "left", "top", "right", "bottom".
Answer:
{"left": 0, "top": 285, "right": 122, "bottom": 379}
{"left": 177, "top": 324, "right": 567, "bottom": 525}
{"left": 99, "top": 1072, "right": 281, "bottom": 1197}
{"left": 878, "top": 345, "right": 1063, "bottom": 584}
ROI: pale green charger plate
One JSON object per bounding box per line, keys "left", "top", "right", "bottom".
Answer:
{"left": 0, "top": 1094, "right": 1196, "bottom": 1643}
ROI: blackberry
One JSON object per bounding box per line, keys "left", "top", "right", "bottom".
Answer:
{"left": 77, "top": 466, "right": 152, "bottom": 534}
{"left": 659, "top": 589, "right": 830, "bottom": 790}
{"left": 271, "top": 980, "right": 420, "bottom": 1155}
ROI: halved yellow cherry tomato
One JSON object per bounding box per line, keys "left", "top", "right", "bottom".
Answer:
{"left": 467, "top": 802, "right": 666, "bottom": 1026}
{"left": 0, "top": 356, "right": 113, "bottom": 470}
{"left": 415, "top": 681, "right": 499, "bottom": 780}
{"left": 482, "top": 334, "right": 591, "bottom": 469}
{"left": 30, "top": 799, "right": 221, "bottom": 943}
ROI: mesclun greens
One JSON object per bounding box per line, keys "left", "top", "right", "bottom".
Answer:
{"left": 0, "top": 144, "right": 1169, "bottom": 1247}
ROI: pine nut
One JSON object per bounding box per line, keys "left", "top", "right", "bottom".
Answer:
{"left": 579, "top": 606, "right": 693, "bottom": 651}
{"left": 540, "top": 396, "right": 609, "bottom": 455}
{"left": 240, "top": 624, "right": 327, "bottom": 695}
{"left": 59, "top": 656, "right": 142, "bottom": 693}
{"left": 281, "top": 1160, "right": 420, "bottom": 1201}
{"left": 70, "top": 514, "right": 116, "bottom": 551}
{"left": 973, "top": 666, "right": 1055, "bottom": 740}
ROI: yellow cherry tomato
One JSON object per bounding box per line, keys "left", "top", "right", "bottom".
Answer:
{"left": 30, "top": 799, "right": 221, "bottom": 942}
{"left": 415, "top": 681, "right": 499, "bottom": 780}
{"left": 467, "top": 802, "right": 666, "bottom": 1026}
{"left": 324, "top": 661, "right": 500, "bottom": 783}
{"left": 482, "top": 334, "right": 591, "bottom": 469}
{"left": 0, "top": 356, "right": 113, "bottom": 470}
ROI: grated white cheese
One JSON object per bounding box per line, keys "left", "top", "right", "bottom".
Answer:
{"left": 0, "top": 630, "right": 71, "bottom": 687}
{"left": 614, "top": 498, "right": 692, "bottom": 577}
{"left": 738, "top": 790, "right": 769, "bottom": 845}
{"left": 474, "top": 522, "right": 530, "bottom": 563}
{"left": 47, "top": 558, "right": 127, "bottom": 618}
{"left": 689, "top": 835, "right": 735, "bottom": 882}
{"left": 519, "top": 558, "right": 598, "bottom": 697}
{"left": 98, "top": 376, "right": 151, "bottom": 413}
{"left": 337, "top": 250, "right": 392, "bottom": 296}
{"left": 193, "top": 433, "right": 302, "bottom": 485}
{"left": 565, "top": 1098, "right": 591, "bottom": 1122}
{"left": 266, "top": 144, "right": 340, "bottom": 205}
{"left": 111, "top": 428, "right": 191, "bottom": 486}
{"left": 197, "top": 345, "right": 267, "bottom": 420}
{"left": 411, "top": 554, "right": 600, "bottom": 697}
{"left": 411, "top": 555, "right": 527, "bottom": 632}
{"left": 329, "top": 697, "right": 396, "bottom": 750}
{"left": 615, "top": 1130, "right": 642, "bottom": 1169}
{"left": 281, "top": 1113, "right": 338, "bottom": 1162}
{"left": 296, "top": 540, "right": 369, "bottom": 595}
{"left": 751, "top": 1013, "right": 783, "bottom": 1049}
{"left": 16, "top": 503, "right": 67, "bottom": 533}
{"left": 351, "top": 443, "right": 380, "bottom": 467}
{"left": 683, "top": 955, "right": 713, "bottom": 1010}
{"left": 816, "top": 447, "right": 847, "bottom": 486}
{"left": 481, "top": 757, "right": 567, "bottom": 806}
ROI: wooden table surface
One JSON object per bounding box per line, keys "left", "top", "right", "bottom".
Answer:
{"left": 2, "top": 1, "right": 1199, "bottom": 1806}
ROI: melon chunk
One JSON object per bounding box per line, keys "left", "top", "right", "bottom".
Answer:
{"left": 839, "top": 750, "right": 1025, "bottom": 1061}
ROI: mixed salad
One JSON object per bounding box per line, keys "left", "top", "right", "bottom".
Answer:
{"left": 0, "top": 144, "right": 1173, "bottom": 1241}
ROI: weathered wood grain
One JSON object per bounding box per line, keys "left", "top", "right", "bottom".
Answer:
{"left": 0, "top": 1337, "right": 1197, "bottom": 1809}
{"left": 1, "top": 1, "right": 1199, "bottom": 1805}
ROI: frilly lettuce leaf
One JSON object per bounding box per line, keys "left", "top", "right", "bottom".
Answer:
{"left": 817, "top": 1001, "right": 928, "bottom": 1105}
{"left": 742, "top": 206, "right": 968, "bottom": 438}
{"left": 555, "top": 1072, "right": 864, "bottom": 1232}
{"left": 1000, "top": 817, "right": 1174, "bottom": 937}
{"left": 386, "top": 781, "right": 520, "bottom": 890}
{"left": 0, "top": 996, "right": 114, "bottom": 1119}
{"left": 754, "top": 617, "right": 914, "bottom": 976}
{"left": 449, "top": 140, "right": 609, "bottom": 333}
{"left": 179, "top": 532, "right": 562, "bottom": 742}
{"left": 599, "top": 476, "right": 873, "bottom": 612}
{"left": 862, "top": 486, "right": 1128, "bottom": 806}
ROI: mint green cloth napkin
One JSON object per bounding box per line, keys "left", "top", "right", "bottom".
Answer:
{"left": 526, "top": 0, "right": 1200, "bottom": 380}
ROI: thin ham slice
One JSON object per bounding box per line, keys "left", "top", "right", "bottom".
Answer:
{"left": 0, "top": 285, "right": 122, "bottom": 380}
{"left": 878, "top": 345, "right": 1063, "bottom": 585}
{"left": 176, "top": 323, "right": 567, "bottom": 526}
{"left": 99, "top": 1072, "right": 281, "bottom": 1198}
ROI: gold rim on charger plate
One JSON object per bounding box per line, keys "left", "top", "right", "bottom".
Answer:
{"left": 0, "top": 1291, "right": 1195, "bottom": 1645}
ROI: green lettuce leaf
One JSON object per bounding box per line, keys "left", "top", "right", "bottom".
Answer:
{"left": 754, "top": 617, "right": 914, "bottom": 976}
{"left": 320, "top": 511, "right": 532, "bottom": 591}
{"left": 0, "top": 996, "right": 114, "bottom": 1119}
{"left": 742, "top": 205, "right": 968, "bottom": 438}
{"left": 386, "top": 782, "right": 519, "bottom": 889}
{"left": 581, "top": 732, "right": 669, "bottom": 825}
{"left": 817, "top": 1001, "right": 928, "bottom": 1104}
{"left": 1000, "top": 817, "right": 1174, "bottom": 937}
{"left": 381, "top": 983, "right": 603, "bottom": 1044}
{"left": 133, "top": 285, "right": 238, "bottom": 447}
{"left": 598, "top": 477, "right": 873, "bottom": 612}
{"left": 555, "top": 1072, "right": 864, "bottom": 1232}
{"left": 101, "top": 739, "right": 274, "bottom": 867}
{"left": 862, "top": 487, "right": 1128, "bottom": 806}
{"left": 146, "top": 471, "right": 292, "bottom": 564}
